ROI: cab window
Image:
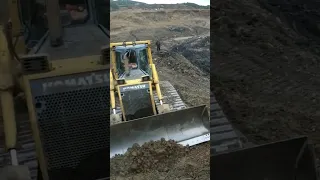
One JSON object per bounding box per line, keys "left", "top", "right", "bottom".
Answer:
{"left": 138, "top": 49, "right": 148, "bottom": 72}
{"left": 115, "top": 51, "right": 124, "bottom": 75}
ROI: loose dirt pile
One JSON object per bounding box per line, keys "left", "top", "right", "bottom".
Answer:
{"left": 111, "top": 139, "right": 187, "bottom": 176}
{"left": 212, "top": 0, "right": 320, "bottom": 163}
{"left": 110, "top": 139, "right": 210, "bottom": 180}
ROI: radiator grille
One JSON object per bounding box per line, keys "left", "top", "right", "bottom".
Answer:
{"left": 30, "top": 70, "right": 109, "bottom": 176}
{"left": 120, "top": 84, "right": 153, "bottom": 120}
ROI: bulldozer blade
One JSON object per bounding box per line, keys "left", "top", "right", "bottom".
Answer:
{"left": 211, "top": 136, "right": 319, "bottom": 180}
{"left": 110, "top": 105, "right": 210, "bottom": 158}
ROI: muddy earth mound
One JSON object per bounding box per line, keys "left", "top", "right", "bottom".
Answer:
{"left": 212, "top": 0, "right": 320, "bottom": 163}
{"left": 152, "top": 34, "right": 210, "bottom": 107}
{"left": 171, "top": 35, "right": 210, "bottom": 74}
{"left": 110, "top": 139, "right": 210, "bottom": 180}
{"left": 110, "top": 139, "right": 187, "bottom": 176}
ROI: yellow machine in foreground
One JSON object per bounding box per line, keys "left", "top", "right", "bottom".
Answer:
{"left": 0, "top": 0, "right": 110, "bottom": 180}
{"left": 110, "top": 41, "right": 210, "bottom": 157}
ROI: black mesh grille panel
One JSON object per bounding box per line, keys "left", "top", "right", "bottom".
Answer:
{"left": 29, "top": 70, "right": 109, "bottom": 178}
{"left": 120, "top": 84, "right": 153, "bottom": 120}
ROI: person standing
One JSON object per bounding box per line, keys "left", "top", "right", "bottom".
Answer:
{"left": 156, "top": 40, "right": 161, "bottom": 52}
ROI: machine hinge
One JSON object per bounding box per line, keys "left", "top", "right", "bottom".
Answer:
{"left": 100, "top": 45, "right": 110, "bottom": 65}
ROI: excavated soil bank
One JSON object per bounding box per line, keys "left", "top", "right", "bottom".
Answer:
{"left": 212, "top": 0, "right": 320, "bottom": 166}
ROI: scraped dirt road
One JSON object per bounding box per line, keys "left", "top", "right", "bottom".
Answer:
{"left": 110, "top": 9, "right": 210, "bottom": 179}
{"left": 212, "top": 0, "right": 320, "bottom": 165}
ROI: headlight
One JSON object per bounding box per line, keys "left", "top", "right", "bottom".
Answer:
{"left": 117, "top": 79, "right": 126, "bottom": 85}
{"left": 141, "top": 75, "right": 150, "bottom": 81}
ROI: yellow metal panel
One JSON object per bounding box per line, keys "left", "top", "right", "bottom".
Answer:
{"left": 110, "top": 71, "right": 116, "bottom": 109}
{"left": 148, "top": 81, "right": 157, "bottom": 115}
{"left": 8, "top": 0, "right": 26, "bottom": 54}
{"left": 22, "top": 78, "right": 49, "bottom": 180}
{"left": 117, "top": 85, "right": 126, "bottom": 121}
{"left": 0, "top": 24, "right": 16, "bottom": 151}
{"left": 147, "top": 44, "right": 153, "bottom": 64}
{"left": 0, "top": 91, "right": 16, "bottom": 150}
{"left": 24, "top": 55, "right": 109, "bottom": 80}
{"left": 110, "top": 40, "right": 151, "bottom": 47}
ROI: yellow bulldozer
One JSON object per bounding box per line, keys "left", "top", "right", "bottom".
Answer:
{"left": 109, "top": 41, "right": 210, "bottom": 157}
{"left": 0, "top": 0, "right": 110, "bottom": 179}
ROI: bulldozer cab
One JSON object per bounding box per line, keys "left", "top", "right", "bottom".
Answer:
{"left": 114, "top": 44, "right": 151, "bottom": 80}
{"left": 111, "top": 41, "right": 159, "bottom": 121}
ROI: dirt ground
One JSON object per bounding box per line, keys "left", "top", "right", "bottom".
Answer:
{"left": 110, "top": 9, "right": 210, "bottom": 179}
{"left": 212, "top": 0, "right": 320, "bottom": 164}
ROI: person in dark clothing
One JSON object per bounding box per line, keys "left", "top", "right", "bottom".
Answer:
{"left": 156, "top": 40, "right": 161, "bottom": 52}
